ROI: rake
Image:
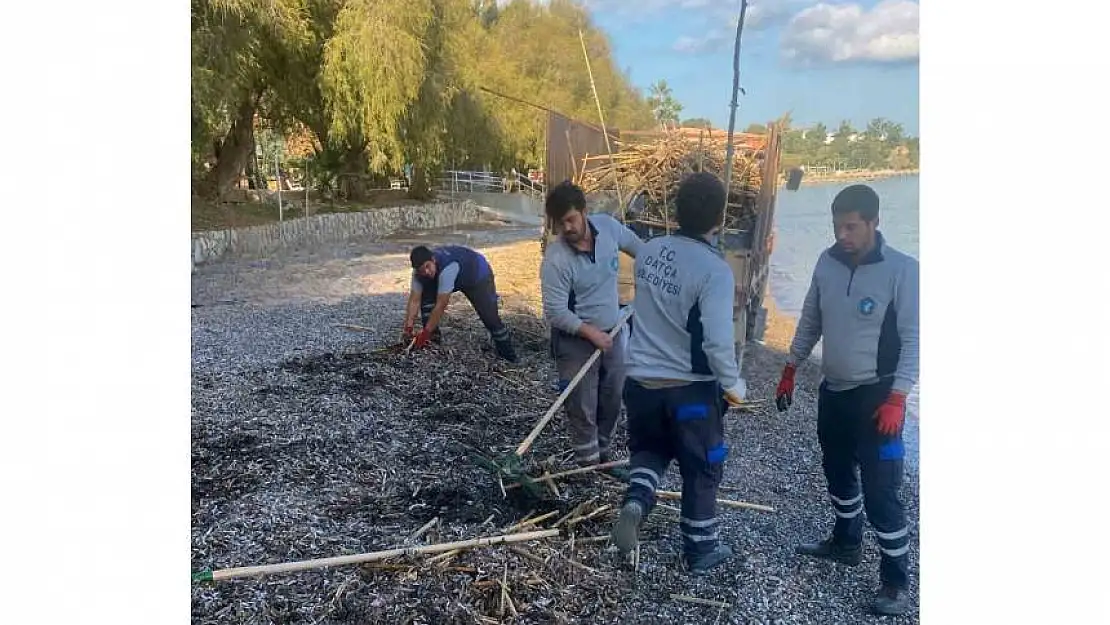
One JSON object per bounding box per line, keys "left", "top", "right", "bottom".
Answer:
{"left": 473, "top": 307, "right": 634, "bottom": 496}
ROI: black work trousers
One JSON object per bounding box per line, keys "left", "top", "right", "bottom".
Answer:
{"left": 420, "top": 274, "right": 510, "bottom": 343}
{"left": 818, "top": 380, "right": 911, "bottom": 589}
{"left": 621, "top": 378, "right": 729, "bottom": 556}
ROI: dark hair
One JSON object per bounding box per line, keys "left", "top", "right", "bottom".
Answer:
{"left": 544, "top": 180, "right": 587, "bottom": 221}
{"left": 675, "top": 172, "right": 726, "bottom": 234}
{"left": 410, "top": 245, "right": 434, "bottom": 268}
{"left": 831, "top": 184, "right": 880, "bottom": 221}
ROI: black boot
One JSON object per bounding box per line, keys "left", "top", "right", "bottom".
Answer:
{"left": 687, "top": 544, "right": 734, "bottom": 575}
{"left": 609, "top": 501, "right": 644, "bottom": 556}
{"left": 794, "top": 536, "right": 863, "bottom": 566}
{"left": 494, "top": 338, "right": 517, "bottom": 363}
{"left": 870, "top": 585, "right": 910, "bottom": 616}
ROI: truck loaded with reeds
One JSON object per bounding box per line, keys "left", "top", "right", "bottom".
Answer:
{"left": 551, "top": 122, "right": 786, "bottom": 357}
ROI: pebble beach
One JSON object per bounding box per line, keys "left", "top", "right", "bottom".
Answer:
{"left": 190, "top": 222, "right": 920, "bottom": 624}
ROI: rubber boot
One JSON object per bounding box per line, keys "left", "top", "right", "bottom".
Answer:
{"left": 871, "top": 585, "right": 910, "bottom": 616}
{"left": 687, "top": 544, "right": 734, "bottom": 575}
{"left": 494, "top": 338, "right": 517, "bottom": 363}
{"left": 794, "top": 536, "right": 863, "bottom": 566}
{"left": 609, "top": 501, "right": 644, "bottom": 555}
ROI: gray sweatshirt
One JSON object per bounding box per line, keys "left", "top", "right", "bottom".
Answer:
{"left": 624, "top": 232, "right": 741, "bottom": 390}
{"left": 541, "top": 213, "right": 643, "bottom": 334}
{"left": 789, "top": 232, "right": 920, "bottom": 394}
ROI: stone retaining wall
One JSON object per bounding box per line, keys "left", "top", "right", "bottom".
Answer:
{"left": 192, "top": 200, "right": 482, "bottom": 267}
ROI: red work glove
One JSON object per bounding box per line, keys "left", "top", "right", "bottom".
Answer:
{"left": 775, "top": 364, "right": 796, "bottom": 412}
{"left": 402, "top": 323, "right": 415, "bottom": 342}
{"left": 875, "top": 391, "right": 907, "bottom": 436}
{"left": 412, "top": 328, "right": 432, "bottom": 350}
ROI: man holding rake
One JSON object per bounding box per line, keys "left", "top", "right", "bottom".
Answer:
{"left": 541, "top": 181, "right": 642, "bottom": 474}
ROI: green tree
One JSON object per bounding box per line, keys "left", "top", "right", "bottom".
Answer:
{"left": 836, "top": 120, "right": 856, "bottom": 140}
{"left": 190, "top": 0, "right": 659, "bottom": 199}
{"left": 806, "top": 122, "right": 829, "bottom": 152}
{"left": 647, "top": 79, "right": 683, "bottom": 128}
{"left": 864, "top": 117, "right": 888, "bottom": 141}
{"left": 885, "top": 121, "right": 905, "bottom": 144}
{"left": 906, "top": 137, "right": 920, "bottom": 167}
{"left": 776, "top": 117, "right": 917, "bottom": 172}
{"left": 681, "top": 117, "right": 713, "bottom": 129}
{"left": 190, "top": 0, "right": 301, "bottom": 196}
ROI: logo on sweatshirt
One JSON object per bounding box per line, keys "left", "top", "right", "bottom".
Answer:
{"left": 858, "top": 297, "right": 877, "bottom": 316}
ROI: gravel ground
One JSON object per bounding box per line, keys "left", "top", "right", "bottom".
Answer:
{"left": 191, "top": 224, "right": 919, "bottom": 624}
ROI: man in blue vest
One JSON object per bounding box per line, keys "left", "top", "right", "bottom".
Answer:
{"left": 402, "top": 244, "right": 517, "bottom": 363}
{"left": 607, "top": 172, "right": 747, "bottom": 575}
{"left": 776, "top": 184, "right": 919, "bottom": 615}
{"left": 541, "top": 181, "right": 642, "bottom": 471}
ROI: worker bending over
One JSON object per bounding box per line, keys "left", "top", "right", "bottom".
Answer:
{"left": 776, "top": 184, "right": 919, "bottom": 615}
{"left": 609, "top": 172, "right": 747, "bottom": 575}
{"left": 541, "top": 181, "right": 641, "bottom": 470}
{"left": 403, "top": 244, "right": 517, "bottom": 363}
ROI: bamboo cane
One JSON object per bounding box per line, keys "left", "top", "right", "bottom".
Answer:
{"left": 192, "top": 529, "right": 561, "bottom": 582}
{"left": 578, "top": 28, "right": 624, "bottom": 216}
{"left": 655, "top": 490, "right": 774, "bottom": 513}
{"left": 504, "top": 459, "right": 629, "bottom": 491}
{"left": 513, "top": 306, "right": 633, "bottom": 457}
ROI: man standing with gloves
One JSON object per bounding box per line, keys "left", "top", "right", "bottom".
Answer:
{"left": 402, "top": 244, "right": 517, "bottom": 363}
{"left": 541, "top": 181, "right": 642, "bottom": 470}
{"left": 608, "top": 172, "right": 747, "bottom": 575}
{"left": 775, "top": 184, "right": 919, "bottom": 615}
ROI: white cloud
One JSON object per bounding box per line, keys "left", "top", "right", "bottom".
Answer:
{"left": 781, "top": 0, "right": 919, "bottom": 65}
{"left": 671, "top": 0, "right": 815, "bottom": 55}
{"left": 545, "top": 0, "right": 813, "bottom": 29}
{"left": 746, "top": 0, "right": 814, "bottom": 30}
{"left": 673, "top": 29, "right": 731, "bottom": 54}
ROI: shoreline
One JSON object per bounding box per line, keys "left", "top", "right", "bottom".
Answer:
{"left": 786, "top": 168, "right": 919, "bottom": 187}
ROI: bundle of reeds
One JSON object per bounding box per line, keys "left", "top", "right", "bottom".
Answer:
{"left": 575, "top": 129, "right": 768, "bottom": 232}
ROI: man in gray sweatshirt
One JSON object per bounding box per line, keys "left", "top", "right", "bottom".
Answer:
{"left": 775, "top": 184, "right": 919, "bottom": 616}
{"left": 541, "top": 181, "right": 642, "bottom": 470}
{"left": 608, "top": 172, "right": 748, "bottom": 575}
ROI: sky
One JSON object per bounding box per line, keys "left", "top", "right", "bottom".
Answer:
{"left": 575, "top": 0, "right": 920, "bottom": 135}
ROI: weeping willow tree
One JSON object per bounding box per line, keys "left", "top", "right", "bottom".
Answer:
{"left": 397, "top": 0, "right": 488, "bottom": 199}
{"left": 191, "top": 0, "right": 659, "bottom": 201}
{"left": 191, "top": 0, "right": 265, "bottom": 196}
{"left": 471, "top": 0, "right": 656, "bottom": 168}
{"left": 191, "top": 0, "right": 314, "bottom": 197}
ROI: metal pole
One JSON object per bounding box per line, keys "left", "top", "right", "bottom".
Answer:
{"left": 721, "top": 0, "right": 749, "bottom": 232}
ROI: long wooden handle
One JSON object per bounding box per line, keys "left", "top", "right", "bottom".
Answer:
{"left": 197, "top": 529, "right": 560, "bottom": 582}
{"left": 514, "top": 307, "right": 634, "bottom": 457}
